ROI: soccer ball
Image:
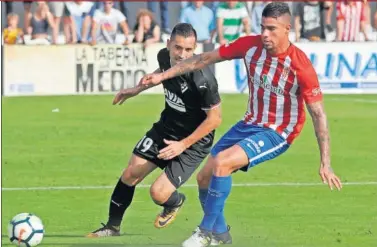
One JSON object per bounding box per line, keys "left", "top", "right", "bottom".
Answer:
{"left": 7, "top": 213, "right": 44, "bottom": 247}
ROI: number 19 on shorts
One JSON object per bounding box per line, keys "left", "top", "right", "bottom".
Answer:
{"left": 136, "top": 136, "right": 153, "bottom": 152}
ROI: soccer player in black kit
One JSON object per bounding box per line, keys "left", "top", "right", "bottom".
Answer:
{"left": 87, "top": 23, "right": 222, "bottom": 237}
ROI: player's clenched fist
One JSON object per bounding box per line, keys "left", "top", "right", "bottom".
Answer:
{"left": 138, "top": 73, "right": 164, "bottom": 87}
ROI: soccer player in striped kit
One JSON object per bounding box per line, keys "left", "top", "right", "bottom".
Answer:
{"left": 140, "top": 2, "right": 342, "bottom": 246}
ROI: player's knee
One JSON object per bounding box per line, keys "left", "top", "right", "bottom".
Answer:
{"left": 121, "top": 165, "right": 143, "bottom": 186}
{"left": 149, "top": 184, "right": 168, "bottom": 204}
{"left": 212, "top": 153, "right": 232, "bottom": 175}
{"left": 196, "top": 170, "right": 210, "bottom": 188}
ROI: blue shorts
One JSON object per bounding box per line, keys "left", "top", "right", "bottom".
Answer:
{"left": 211, "top": 121, "right": 290, "bottom": 172}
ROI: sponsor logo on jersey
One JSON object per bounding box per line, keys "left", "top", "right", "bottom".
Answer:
{"left": 281, "top": 67, "right": 290, "bottom": 81}
{"left": 164, "top": 89, "right": 186, "bottom": 112}
{"left": 181, "top": 81, "right": 188, "bottom": 93}
{"left": 250, "top": 74, "right": 284, "bottom": 96}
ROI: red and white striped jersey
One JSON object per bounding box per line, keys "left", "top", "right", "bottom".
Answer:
{"left": 336, "top": 2, "right": 366, "bottom": 41}
{"left": 219, "top": 35, "right": 322, "bottom": 144}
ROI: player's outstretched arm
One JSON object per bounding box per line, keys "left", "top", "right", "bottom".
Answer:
{"left": 112, "top": 68, "right": 161, "bottom": 105}
{"left": 306, "top": 101, "right": 342, "bottom": 191}
{"left": 158, "top": 105, "right": 222, "bottom": 160}
{"left": 139, "top": 49, "right": 225, "bottom": 86}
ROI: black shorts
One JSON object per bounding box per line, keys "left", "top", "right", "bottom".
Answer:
{"left": 132, "top": 126, "right": 212, "bottom": 188}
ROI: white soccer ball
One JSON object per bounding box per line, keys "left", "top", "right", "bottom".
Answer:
{"left": 7, "top": 213, "right": 44, "bottom": 247}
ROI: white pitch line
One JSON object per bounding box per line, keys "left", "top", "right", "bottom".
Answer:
{"left": 329, "top": 98, "right": 377, "bottom": 104}
{"left": 2, "top": 182, "right": 377, "bottom": 191}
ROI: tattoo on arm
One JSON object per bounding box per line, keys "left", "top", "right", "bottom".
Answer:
{"left": 162, "top": 51, "right": 223, "bottom": 81}
{"left": 307, "top": 101, "right": 331, "bottom": 165}
{"left": 177, "top": 53, "right": 210, "bottom": 74}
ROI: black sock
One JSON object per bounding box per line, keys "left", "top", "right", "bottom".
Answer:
{"left": 161, "top": 191, "right": 181, "bottom": 208}
{"left": 107, "top": 179, "right": 135, "bottom": 227}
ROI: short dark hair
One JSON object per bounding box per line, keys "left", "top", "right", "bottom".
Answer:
{"left": 262, "top": 2, "right": 291, "bottom": 18}
{"left": 170, "top": 23, "right": 197, "bottom": 41}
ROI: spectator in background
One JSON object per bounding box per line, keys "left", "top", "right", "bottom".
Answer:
{"left": 321, "top": 2, "right": 334, "bottom": 33}
{"left": 180, "top": 1, "right": 216, "bottom": 43}
{"left": 3, "top": 13, "right": 24, "bottom": 44}
{"left": 147, "top": 2, "right": 170, "bottom": 34}
{"left": 133, "top": 9, "right": 161, "bottom": 47}
{"left": 294, "top": 1, "right": 326, "bottom": 42}
{"left": 216, "top": 1, "right": 250, "bottom": 45}
{"left": 362, "top": 1, "right": 375, "bottom": 38}
{"left": 374, "top": 9, "right": 377, "bottom": 31}
{"left": 23, "top": 2, "right": 33, "bottom": 32}
{"left": 364, "top": 1, "right": 371, "bottom": 28}
{"left": 63, "top": 14, "right": 77, "bottom": 44}
{"left": 336, "top": 1, "right": 370, "bottom": 41}
{"left": 25, "top": 1, "right": 57, "bottom": 45}
{"left": 82, "top": 2, "right": 129, "bottom": 42}
{"left": 90, "top": 1, "right": 129, "bottom": 45}
{"left": 251, "top": 1, "right": 270, "bottom": 34}
{"left": 64, "top": 1, "right": 93, "bottom": 43}
{"left": 81, "top": 1, "right": 104, "bottom": 43}
{"left": 49, "top": 2, "right": 65, "bottom": 39}
{"left": 181, "top": 1, "right": 219, "bottom": 15}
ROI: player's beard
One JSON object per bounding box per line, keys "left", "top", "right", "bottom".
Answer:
{"left": 263, "top": 43, "right": 274, "bottom": 51}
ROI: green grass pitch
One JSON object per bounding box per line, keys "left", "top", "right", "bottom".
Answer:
{"left": 2, "top": 94, "right": 377, "bottom": 247}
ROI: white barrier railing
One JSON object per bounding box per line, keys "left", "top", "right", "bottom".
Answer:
{"left": 3, "top": 42, "right": 377, "bottom": 96}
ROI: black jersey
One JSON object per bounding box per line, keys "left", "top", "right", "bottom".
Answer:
{"left": 152, "top": 48, "right": 221, "bottom": 145}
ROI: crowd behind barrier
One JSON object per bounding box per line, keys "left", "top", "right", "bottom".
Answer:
{"left": 2, "top": 1, "right": 377, "bottom": 46}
